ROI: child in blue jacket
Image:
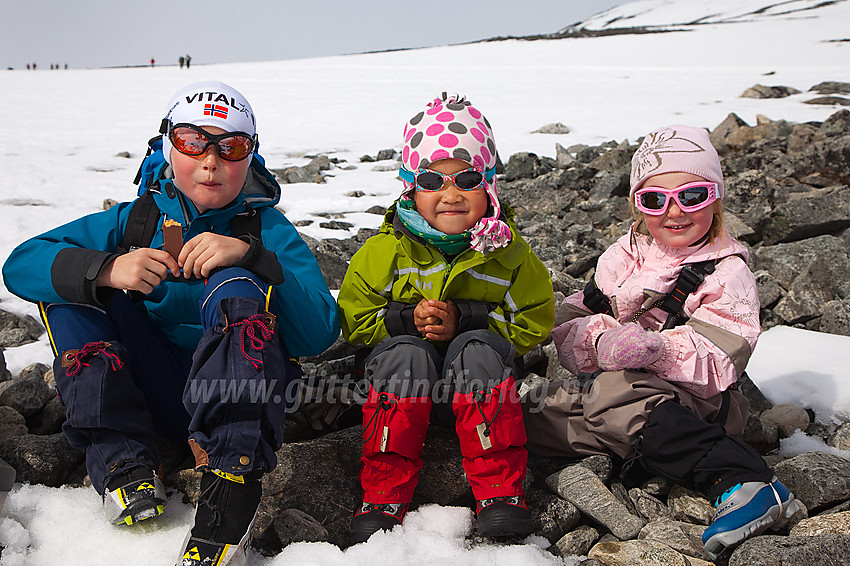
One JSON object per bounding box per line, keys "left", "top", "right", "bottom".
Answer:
{"left": 2, "top": 81, "right": 340, "bottom": 566}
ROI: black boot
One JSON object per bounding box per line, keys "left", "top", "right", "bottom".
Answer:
{"left": 476, "top": 496, "right": 533, "bottom": 538}
{"left": 177, "top": 470, "right": 262, "bottom": 566}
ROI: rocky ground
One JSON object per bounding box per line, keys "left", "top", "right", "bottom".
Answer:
{"left": 1, "top": 104, "right": 849, "bottom": 565}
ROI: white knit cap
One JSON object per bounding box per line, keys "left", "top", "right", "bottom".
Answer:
{"left": 161, "top": 81, "right": 256, "bottom": 165}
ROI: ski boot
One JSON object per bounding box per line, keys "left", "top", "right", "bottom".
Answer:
{"left": 104, "top": 465, "right": 166, "bottom": 526}
{"left": 177, "top": 470, "right": 261, "bottom": 566}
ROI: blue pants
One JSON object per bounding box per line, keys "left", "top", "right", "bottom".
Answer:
{"left": 46, "top": 268, "right": 299, "bottom": 494}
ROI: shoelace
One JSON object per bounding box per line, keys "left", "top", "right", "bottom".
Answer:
{"left": 199, "top": 474, "right": 227, "bottom": 530}
{"left": 226, "top": 314, "right": 274, "bottom": 370}
{"left": 362, "top": 392, "right": 397, "bottom": 445}
{"left": 66, "top": 341, "right": 123, "bottom": 376}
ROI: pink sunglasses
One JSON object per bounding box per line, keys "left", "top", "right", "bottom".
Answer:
{"left": 634, "top": 181, "right": 719, "bottom": 216}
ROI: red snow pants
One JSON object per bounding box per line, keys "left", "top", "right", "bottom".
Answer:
{"left": 359, "top": 330, "right": 527, "bottom": 503}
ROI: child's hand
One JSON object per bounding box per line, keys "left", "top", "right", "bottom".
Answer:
{"left": 178, "top": 233, "right": 250, "bottom": 279}
{"left": 596, "top": 322, "right": 665, "bottom": 371}
{"left": 97, "top": 248, "right": 180, "bottom": 294}
{"left": 415, "top": 299, "right": 460, "bottom": 342}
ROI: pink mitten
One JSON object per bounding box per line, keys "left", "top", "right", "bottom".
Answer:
{"left": 596, "top": 323, "right": 665, "bottom": 371}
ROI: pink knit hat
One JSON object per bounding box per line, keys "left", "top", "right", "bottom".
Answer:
{"left": 400, "top": 94, "right": 511, "bottom": 253}
{"left": 630, "top": 125, "right": 724, "bottom": 197}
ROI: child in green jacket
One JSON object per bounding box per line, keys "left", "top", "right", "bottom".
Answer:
{"left": 337, "top": 94, "right": 554, "bottom": 544}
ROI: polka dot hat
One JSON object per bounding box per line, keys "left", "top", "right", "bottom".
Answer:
{"left": 400, "top": 93, "right": 511, "bottom": 253}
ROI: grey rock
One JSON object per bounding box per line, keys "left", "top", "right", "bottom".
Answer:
{"left": 0, "top": 328, "right": 30, "bottom": 348}
{"left": 505, "top": 152, "right": 553, "bottom": 182}
{"left": 628, "top": 487, "right": 673, "bottom": 522}
{"left": 761, "top": 184, "right": 850, "bottom": 245}
{"left": 551, "top": 525, "right": 599, "bottom": 557}
{"left": 0, "top": 371, "right": 53, "bottom": 418}
{"left": 754, "top": 270, "right": 784, "bottom": 309}
{"left": 820, "top": 108, "right": 850, "bottom": 134}
{"left": 576, "top": 146, "right": 601, "bottom": 164}
{"left": 0, "top": 310, "right": 44, "bottom": 347}
{"left": 0, "top": 432, "right": 84, "bottom": 487}
{"left": 18, "top": 363, "right": 50, "bottom": 382}
{"left": 729, "top": 534, "right": 850, "bottom": 566}
{"left": 0, "top": 405, "right": 27, "bottom": 441}
{"left": 710, "top": 112, "right": 749, "bottom": 154}
{"left": 546, "top": 464, "right": 645, "bottom": 540}
{"left": 610, "top": 482, "right": 639, "bottom": 517}
{"left": 639, "top": 518, "right": 709, "bottom": 562}
{"left": 786, "top": 123, "right": 828, "bottom": 153}
{"left": 773, "top": 248, "right": 850, "bottom": 324}
{"left": 738, "top": 373, "right": 774, "bottom": 416}
{"left": 667, "top": 485, "right": 714, "bottom": 526}
{"left": 588, "top": 149, "right": 633, "bottom": 177}
{"left": 272, "top": 508, "right": 330, "bottom": 549}
{"left": 580, "top": 454, "right": 614, "bottom": 484}
{"left": 820, "top": 299, "right": 850, "bottom": 336}
{"left": 760, "top": 404, "right": 811, "bottom": 438}
{"left": 0, "top": 349, "right": 10, "bottom": 383}
{"left": 790, "top": 510, "right": 850, "bottom": 536}
{"left": 774, "top": 451, "right": 850, "bottom": 512}
{"left": 318, "top": 220, "right": 354, "bottom": 231}
{"left": 741, "top": 84, "right": 801, "bottom": 99}
{"left": 755, "top": 235, "right": 849, "bottom": 290}
{"left": 810, "top": 81, "right": 850, "bottom": 95}
{"left": 305, "top": 155, "right": 331, "bottom": 174}
{"left": 588, "top": 539, "right": 702, "bottom": 565}
{"left": 805, "top": 96, "right": 850, "bottom": 106}
{"left": 31, "top": 395, "right": 66, "bottom": 435}
{"left": 830, "top": 423, "right": 850, "bottom": 451}
{"left": 364, "top": 205, "right": 386, "bottom": 215}
{"left": 533, "top": 123, "right": 570, "bottom": 135}
{"left": 527, "top": 488, "right": 581, "bottom": 544}
{"left": 555, "top": 143, "right": 576, "bottom": 168}
{"left": 376, "top": 149, "right": 395, "bottom": 161}
{"left": 742, "top": 413, "right": 780, "bottom": 455}
{"left": 639, "top": 477, "right": 673, "bottom": 499}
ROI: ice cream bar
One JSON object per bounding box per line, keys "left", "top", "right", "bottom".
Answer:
{"left": 162, "top": 219, "right": 183, "bottom": 260}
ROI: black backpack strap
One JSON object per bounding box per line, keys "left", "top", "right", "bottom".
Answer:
{"left": 659, "top": 260, "right": 717, "bottom": 329}
{"left": 582, "top": 277, "right": 615, "bottom": 317}
{"left": 229, "top": 203, "right": 262, "bottom": 240}
{"left": 118, "top": 191, "right": 161, "bottom": 254}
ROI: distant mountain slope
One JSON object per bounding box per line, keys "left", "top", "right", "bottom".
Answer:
{"left": 561, "top": 0, "right": 848, "bottom": 33}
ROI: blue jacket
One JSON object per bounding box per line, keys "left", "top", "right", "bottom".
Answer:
{"left": 2, "top": 157, "right": 340, "bottom": 357}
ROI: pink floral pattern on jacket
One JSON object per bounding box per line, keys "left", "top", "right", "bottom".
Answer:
{"left": 552, "top": 227, "right": 761, "bottom": 399}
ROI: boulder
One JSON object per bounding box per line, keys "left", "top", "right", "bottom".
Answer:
{"left": 774, "top": 452, "right": 850, "bottom": 513}
{"left": 730, "top": 534, "right": 850, "bottom": 566}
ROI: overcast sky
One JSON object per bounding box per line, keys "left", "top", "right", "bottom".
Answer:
{"left": 1, "top": 0, "right": 629, "bottom": 70}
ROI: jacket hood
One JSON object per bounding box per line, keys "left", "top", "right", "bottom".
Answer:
{"left": 151, "top": 155, "right": 281, "bottom": 224}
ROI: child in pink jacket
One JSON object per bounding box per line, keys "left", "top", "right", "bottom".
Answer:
{"left": 524, "top": 125, "right": 804, "bottom": 561}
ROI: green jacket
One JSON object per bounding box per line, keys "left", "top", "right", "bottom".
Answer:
{"left": 338, "top": 203, "right": 554, "bottom": 356}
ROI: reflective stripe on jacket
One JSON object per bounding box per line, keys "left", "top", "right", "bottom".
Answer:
{"left": 338, "top": 203, "right": 554, "bottom": 356}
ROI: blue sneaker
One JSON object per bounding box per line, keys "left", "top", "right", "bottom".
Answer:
{"left": 702, "top": 477, "right": 803, "bottom": 561}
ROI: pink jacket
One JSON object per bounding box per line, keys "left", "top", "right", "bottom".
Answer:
{"left": 552, "top": 226, "right": 761, "bottom": 399}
